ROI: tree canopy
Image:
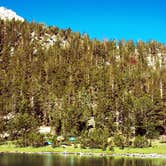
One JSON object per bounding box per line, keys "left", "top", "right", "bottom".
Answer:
{"left": 0, "top": 19, "right": 166, "bottom": 140}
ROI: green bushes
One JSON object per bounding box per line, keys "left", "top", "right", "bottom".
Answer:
{"left": 113, "top": 133, "right": 125, "bottom": 148}
{"left": 146, "top": 126, "right": 160, "bottom": 140}
{"left": 52, "top": 135, "right": 70, "bottom": 148}
{"left": 52, "top": 141, "right": 61, "bottom": 148}
{"left": 6, "top": 113, "right": 46, "bottom": 147}
{"left": 8, "top": 113, "right": 38, "bottom": 140}
{"left": 17, "top": 132, "right": 44, "bottom": 147}
{"left": 133, "top": 136, "right": 150, "bottom": 148}
{"left": 159, "top": 135, "right": 166, "bottom": 143}
{"left": 107, "top": 137, "right": 114, "bottom": 150}
{"left": 79, "top": 128, "right": 110, "bottom": 150}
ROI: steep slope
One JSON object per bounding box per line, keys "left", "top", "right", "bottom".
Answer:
{"left": 0, "top": 8, "right": 165, "bottom": 140}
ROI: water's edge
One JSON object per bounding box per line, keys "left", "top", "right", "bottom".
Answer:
{"left": 0, "top": 151, "right": 166, "bottom": 159}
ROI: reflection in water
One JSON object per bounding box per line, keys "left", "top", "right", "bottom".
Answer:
{"left": 44, "top": 154, "right": 53, "bottom": 166}
{"left": 70, "top": 156, "right": 74, "bottom": 166}
{"left": 0, "top": 153, "right": 166, "bottom": 166}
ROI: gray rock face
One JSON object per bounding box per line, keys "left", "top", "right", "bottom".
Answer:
{"left": 87, "top": 116, "right": 95, "bottom": 128}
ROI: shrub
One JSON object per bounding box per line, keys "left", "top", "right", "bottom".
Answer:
{"left": 80, "top": 138, "right": 94, "bottom": 148}
{"left": 133, "top": 136, "right": 150, "bottom": 148}
{"left": 52, "top": 135, "right": 67, "bottom": 148}
{"left": 52, "top": 135, "right": 59, "bottom": 148}
{"left": 8, "top": 113, "right": 38, "bottom": 140}
{"left": 17, "top": 132, "right": 44, "bottom": 147}
{"left": 159, "top": 135, "right": 166, "bottom": 143}
{"left": 113, "top": 134, "right": 125, "bottom": 148}
{"left": 80, "top": 128, "right": 110, "bottom": 150}
{"left": 146, "top": 125, "right": 160, "bottom": 140}
{"left": 107, "top": 137, "right": 114, "bottom": 150}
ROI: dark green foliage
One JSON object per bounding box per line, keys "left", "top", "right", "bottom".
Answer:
{"left": 17, "top": 132, "right": 44, "bottom": 147}
{"left": 146, "top": 125, "right": 160, "bottom": 140}
{"left": 80, "top": 128, "right": 109, "bottom": 150}
{"left": 146, "top": 125, "right": 160, "bottom": 146}
{"left": 0, "top": 119, "right": 7, "bottom": 142}
{"left": 52, "top": 135, "right": 67, "bottom": 148}
{"left": 0, "top": 119, "right": 6, "bottom": 134}
{"left": 8, "top": 113, "right": 38, "bottom": 139}
{"left": 133, "top": 136, "right": 150, "bottom": 148}
{"left": 52, "top": 136, "right": 59, "bottom": 148}
{"left": 113, "top": 133, "right": 125, "bottom": 148}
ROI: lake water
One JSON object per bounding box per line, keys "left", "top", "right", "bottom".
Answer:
{"left": 0, "top": 153, "right": 166, "bottom": 166}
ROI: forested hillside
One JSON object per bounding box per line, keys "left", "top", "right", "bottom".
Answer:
{"left": 0, "top": 19, "right": 166, "bottom": 144}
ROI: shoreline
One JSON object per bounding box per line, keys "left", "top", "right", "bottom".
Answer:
{"left": 0, "top": 151, "right": 166, "bottom": 159}
{"left": 1, "top": 142, "right": 166, "bottom": 159}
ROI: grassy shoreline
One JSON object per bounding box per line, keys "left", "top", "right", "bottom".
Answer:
{"left": 0, "top": 142, "right": 166, "bottom": 158}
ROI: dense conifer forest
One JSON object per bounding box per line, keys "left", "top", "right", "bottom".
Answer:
{"left": 0, "top": 19, "right": 166, "bottom": 147}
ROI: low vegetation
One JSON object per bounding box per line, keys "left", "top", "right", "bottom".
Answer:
{"left": 0, "top": 140, "right": 166, "bottom": 155}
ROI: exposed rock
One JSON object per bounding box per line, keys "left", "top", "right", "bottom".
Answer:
{"left": 57, "top": 135, "right": 65, "bottom": 142}
{"left": 87, "top": 116, "right": 95, "bottom": 128}
{"left": 39, "top": 126, "right": 51, "bottom": 134}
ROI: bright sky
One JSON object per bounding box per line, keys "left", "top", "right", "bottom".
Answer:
{"left": 0, "top": 0, "right": 165, "bottom": 43}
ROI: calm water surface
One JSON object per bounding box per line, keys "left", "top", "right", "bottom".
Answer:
{"left": 0, "top": 153, "right": 166, "bottom": 166}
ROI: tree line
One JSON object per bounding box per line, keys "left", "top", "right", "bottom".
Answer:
{"left": 0, "top": 19, "right": 165, "bottom": 145}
